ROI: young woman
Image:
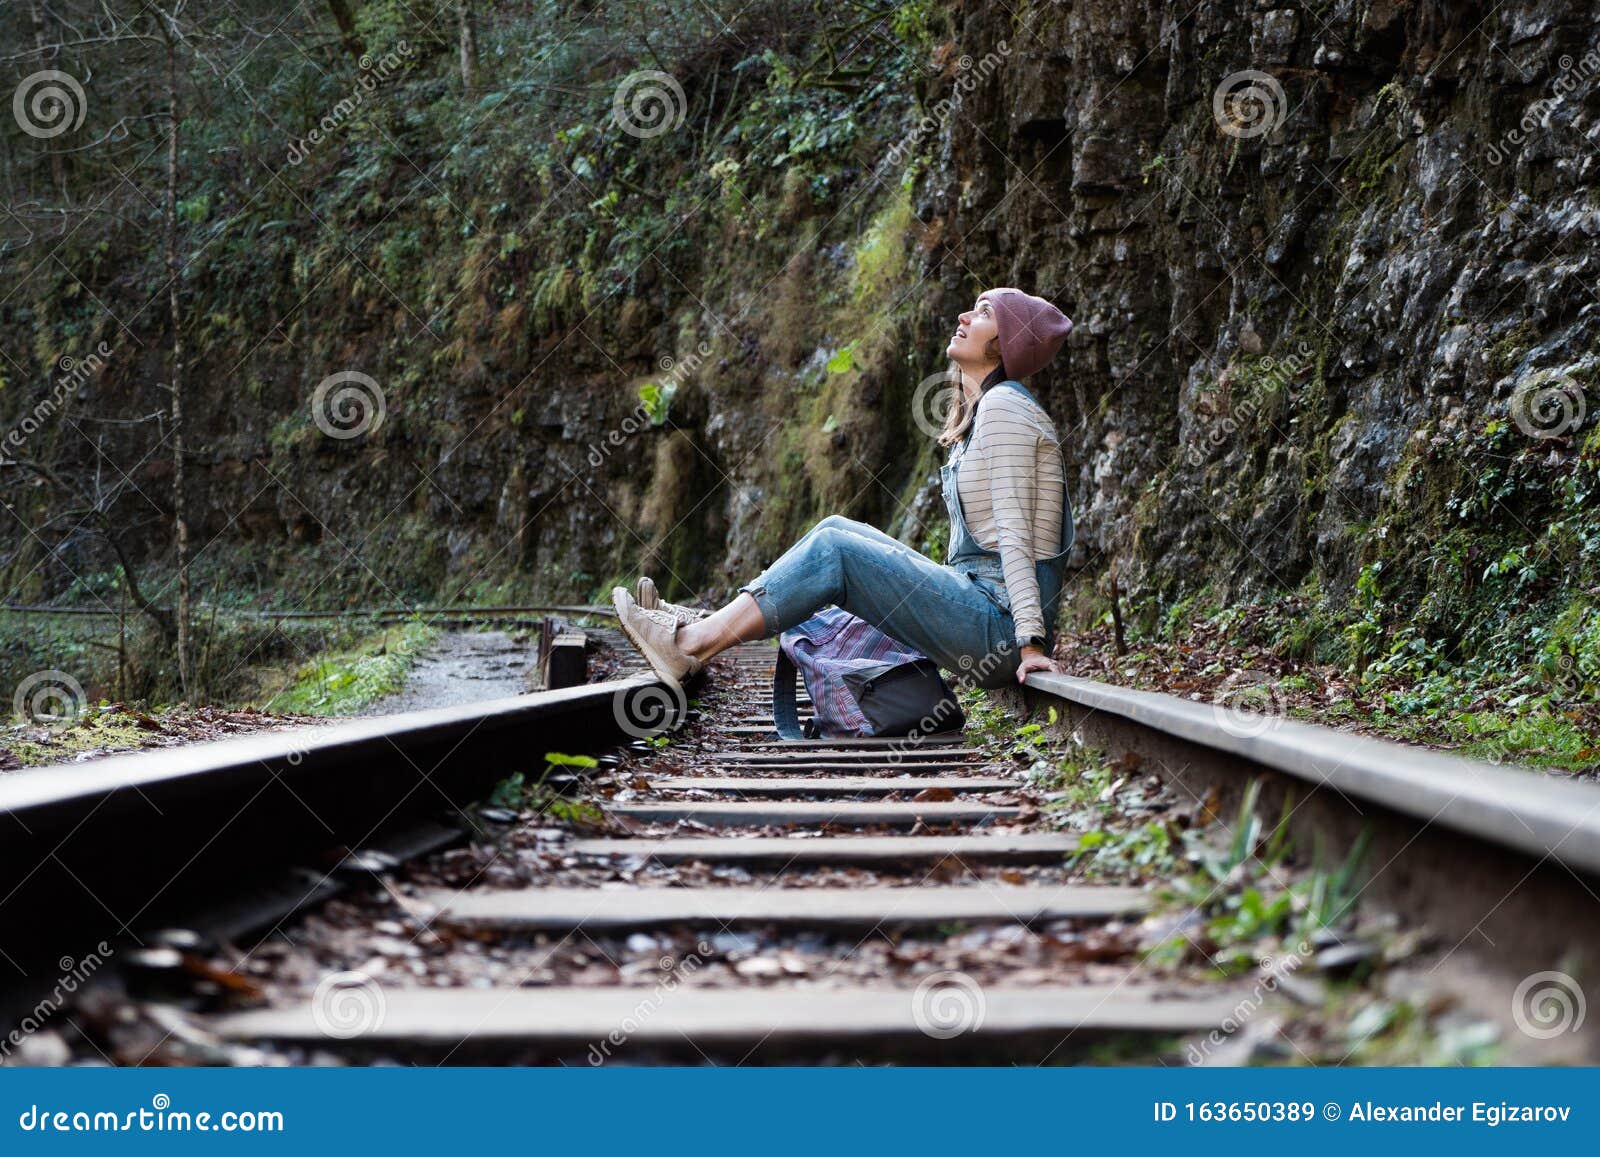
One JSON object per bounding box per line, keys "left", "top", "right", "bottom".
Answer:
{"left": 613, "top": 287, "right": 1074, "bottom": 691}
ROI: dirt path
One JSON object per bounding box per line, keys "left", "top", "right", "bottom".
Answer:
{"left": 369, "top": 630, "right": 536, "bottom": 714}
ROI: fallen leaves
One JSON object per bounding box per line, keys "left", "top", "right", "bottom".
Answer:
{"left": 1, "top": 704, "right": 321, "bottom": 772}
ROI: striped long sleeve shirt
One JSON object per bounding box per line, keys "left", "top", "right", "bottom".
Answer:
{"left": 952, "top": 385, "right": 1067, "bottom": 644}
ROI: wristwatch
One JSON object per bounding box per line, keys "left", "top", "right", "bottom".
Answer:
{"left": 1018, "top": 635, "right": 1048, "bottom": 651}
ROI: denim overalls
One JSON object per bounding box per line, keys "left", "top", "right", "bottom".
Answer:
{"left": 940, "top": 379, "right": 1075, "bottom": 647}
{"left": 738, "top": 379, "right": 1074, "bottom": 689}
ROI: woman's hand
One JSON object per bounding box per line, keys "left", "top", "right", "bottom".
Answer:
{"left": 1016, "top": 646, "right": 1061, "bottom": 683}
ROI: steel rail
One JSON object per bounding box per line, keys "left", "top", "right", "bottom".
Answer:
{"left": 1020, "top": 671, "right": 1600, "bottom": 876}
{"left": 0, "top": 674, "right": 656, "bottom": 984}
{"left": 0, "top": 602, "right": 614, "bottom": 619}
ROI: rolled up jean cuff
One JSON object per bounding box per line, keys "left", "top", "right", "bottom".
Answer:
{"left": 731, "top": 515, "right": 1019, "bottom": 684}
{"left": 736, "top": 581, "right": 781, "bottom": 637}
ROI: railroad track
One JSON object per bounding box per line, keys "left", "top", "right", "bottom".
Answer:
{"left": 0, "top": 603, "right": 611, "bottom": 622}
{"left": 3, "top": 629, "right": 1597, "bottom": 1065}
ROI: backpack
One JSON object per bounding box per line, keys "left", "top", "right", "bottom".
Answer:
{"left": 771, "top": 606, "right": 966, "bottom": 740}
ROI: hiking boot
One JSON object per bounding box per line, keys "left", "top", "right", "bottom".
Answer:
{"left": 612, "top": 587, "right": 703, "bottom": 685}
{"left": 635, "top": 575, "right": 712, "bottom": 625}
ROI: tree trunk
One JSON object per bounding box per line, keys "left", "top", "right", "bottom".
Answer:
{"left": 28, "top": 0, "right": 67, "bottom": 197}
{"left": 326, "top": 0, "right": 365, "bottom": 66}
{"left": 162, "top": 18, "right": 192, "bottom": 696}
{"left": 103, "top": 514, "right": 176, "bottom": 642}
{"left": 1109, "top": 567, "right": 1127, "bottom": 657}
{"left": 1, "top": 457, "right": 176, "bottom": 642}
{"left": 457, "top": 1, "right": 480, "bottom": 97}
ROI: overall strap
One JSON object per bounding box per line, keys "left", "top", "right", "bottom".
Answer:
{"left": 984, "top": 378, "right": 1037, "bottom": 406}
{"left": 771, "top": 646, "right": 807, "bottom": 740}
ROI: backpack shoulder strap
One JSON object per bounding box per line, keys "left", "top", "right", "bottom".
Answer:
{"left": 771, "top": 645, "right": 807, "bottom": 740}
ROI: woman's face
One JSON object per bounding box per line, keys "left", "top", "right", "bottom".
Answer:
{"left": 946, "top": 294, "right": 1000, "bottom": 368}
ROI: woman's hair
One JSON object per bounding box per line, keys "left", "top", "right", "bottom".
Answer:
{"left": 936, "top": 360, "right": 1008, "bottom": 447}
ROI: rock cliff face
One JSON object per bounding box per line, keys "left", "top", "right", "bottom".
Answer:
{"left": 7, "top": 1, "right": 1597, "bottom": 665}
{"left": 924, "top": 0, "right": 1599, "bottom": 646}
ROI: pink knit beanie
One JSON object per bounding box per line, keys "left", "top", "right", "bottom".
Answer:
{"left": 984, "top": 288, "right": 1073, "bottom": 380}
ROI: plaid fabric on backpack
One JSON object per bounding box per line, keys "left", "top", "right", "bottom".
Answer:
{"left": 771, "top": 606, "right": 965, "bottom": 740}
